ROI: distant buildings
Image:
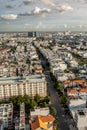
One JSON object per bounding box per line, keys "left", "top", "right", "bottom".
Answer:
{"left": 28, "top": 32, "right": 36, "bottom": 37}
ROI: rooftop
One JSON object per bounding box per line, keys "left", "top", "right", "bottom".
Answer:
{"left": 0, "top": 75, "right": 46, "bottom": 84}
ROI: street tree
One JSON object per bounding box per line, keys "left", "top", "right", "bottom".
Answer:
{"left": 30, "top": 100, "right": 37, "bottom": 108}
{"left": 61, "top": 95, "right": 68, "bottom": 107}
{"left": 50, "top": 107, "right": 57, "bottom": 116}
{"left": 44, "top": 96, "right": 50, "bottom": 104}
{"left": 23, "top": 94, "right": 30, "bottom": 105}
{"left": 34, "top": 94, "right": 41, "bottom": 104}
{"left": 43, "top": 102, "right": 48, "bottom": 107}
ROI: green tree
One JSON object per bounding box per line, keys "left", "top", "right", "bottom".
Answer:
{"left": 30, "top": 100, "right": 37, "bottom": 108}
{"left": 43, "top": 102, "right": 48, "bottom": 107}
{"left": 34, "top": 94, "right": 41, "bottom": 104}
{"left": 44, "top": 96, "right": 50, "bottom": 104}
{"left": 58, "top": 82, "right": 63, "bottom": 93}
{"left": 11, "top": 96, "right": 17, "bottom": 105}
{"left": 11, "top": 46, "right": 16, "bottom": 53}
{"left": 23, "top": 95, "right": 30, "bottom": 105}
{"left": 71, "top": 68, "right": 78, "bottom": 73}
{"left": 61, "top": 95, "right": 68, "bottom": 106}
{"left": 16, "top": 95, "right": 23, "bottom": 106}
{"left": 50, "top": 107, "right": 57, "bottom": 116}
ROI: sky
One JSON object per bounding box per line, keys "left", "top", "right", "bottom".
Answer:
{"left": 0, "top": 0, "right": 87, "bottom": 32}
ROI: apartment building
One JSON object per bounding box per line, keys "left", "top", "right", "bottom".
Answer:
{"left": 0, "top": 75, "right": 47, "bottom": 100}
{"left": 15, "top": 103, "right": 25, "bottom": 130}
{"left": 0, "top": 103, "right": 13, "bottom": 129}
{"left": 30, "top": 107, "right": 50, "bottom": 119}
{"left": 19, "top": 103, "right": 25, "bottom": 130}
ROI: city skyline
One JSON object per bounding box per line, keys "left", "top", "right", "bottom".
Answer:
{"left": 0, "top": 0, "right": 87, "bottom": 32}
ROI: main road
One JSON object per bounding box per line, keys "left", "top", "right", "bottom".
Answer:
{"left": 38, "top": 50, "right": 77, "bottom": 130}
{"left": 46, "top": 71, "right": 70, "bottom": 130}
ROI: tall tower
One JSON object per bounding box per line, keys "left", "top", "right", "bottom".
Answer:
{"left": 28, "top": 32, "right": 36, "bottom": 37}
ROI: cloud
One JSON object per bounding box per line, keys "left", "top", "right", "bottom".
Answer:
{"left": 23, "top": 0, "right": 33, "bottom": 5}
{"left": 57, "top": 4, "right": 73, "bottom": 12}
{"left": 19, "top": 6, "right": 51, "bottom": 16}
{"left": 0, "top": 14, "right": 18, "bottom": 20}
{"left": 19, "top": 3, "right": 73, "bottom": 18}
{"left": 33, "top": 7, "right": 51, "bottom": 14}
{"left": 40, "top": 0, "right": 55, "bottom": 6}
{"left": 40, "top": 0, "right": 73, "bottom": 13}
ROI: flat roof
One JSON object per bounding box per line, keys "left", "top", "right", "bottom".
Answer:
{"left": 0, "top": 75, "right": 46, "bottom": 84}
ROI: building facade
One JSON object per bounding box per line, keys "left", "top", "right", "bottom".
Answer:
{"left": 0, "top": 103, "right": 13, "bottom": 129}
{"left": 0, "top": 75, "right": 47, "bottom": 100}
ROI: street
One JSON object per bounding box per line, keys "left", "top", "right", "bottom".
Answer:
{"left": 46, "top": 72, "right": 70, "bottom": 130}
{"left": 37, "top": 50, "right": 78, "bottom": 130}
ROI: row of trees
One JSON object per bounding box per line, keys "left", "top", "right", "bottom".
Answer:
{"left": 11, "top": 94, "right": 50, "bottom": 109}
{"left": 50, "top": 73, "right": 69, "bottom": 107}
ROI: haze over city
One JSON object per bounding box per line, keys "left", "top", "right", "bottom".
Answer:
{"left": 0, "top": 0, "right": 87, "bottom": 32}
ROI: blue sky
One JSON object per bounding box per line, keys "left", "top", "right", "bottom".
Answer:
{"left": 0, "top": 0, "right": 87, "bottom": 32}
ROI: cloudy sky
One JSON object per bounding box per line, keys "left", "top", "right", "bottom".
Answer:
{"left": 0, "top": 0, "right": 87, "bottom": 32}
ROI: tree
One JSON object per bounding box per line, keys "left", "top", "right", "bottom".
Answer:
{"left": 34, "top": 94, "right": 41, "bottom": 104}
{"left": 54, "top": 118, "right": 60, "bottom": 128}
{"left": 50, "top": 107, "right": 57, "bottom": 116}
{"left": 61, "top": 95, "right": 68, "bottom": 107}
{"left": 10, "top": 46, "right": 16, "bottom": 53}
{"left": 11, "top": 96, "right": 17, "bottom": 105}
{"left": 44, "top": 96, "right": 50, "bottom": 104}
{"left": 58, "top": 82, "right": 63, "bottom": 93}
{"left": 43, "top": 102, "right": 48, "bottom": 107}
{"left": 16, "top": 95, "right": 23, "bottom": 106}
{"left": 23, "top": 95, "right": 30, "bottom": 105}
{"left": 71, "top": 68, "right": 78, "bottom": 74}
{"left": 30, "top": 100, "right": 37, "bottom": 108}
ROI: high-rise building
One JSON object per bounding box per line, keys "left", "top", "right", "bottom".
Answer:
{"left": 28, "top": 32, "right": 36, "bottom": 37}
{"left": 0, "top": 75, "right": 47, "bottom": 100}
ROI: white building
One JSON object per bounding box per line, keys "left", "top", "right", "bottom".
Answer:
{"left": 70, "top": 60, "right": 78, "bottom": 68}
{"left": 69, "top": 94, "right": 87, "bottom": 130}
{"left": 83, "top": 52, "right": 87, "bottom": 58}
{"left": 30, "top": 107, "right": 49, "bottom": 119}
{"left": 0, "top": 103, "right": 13, "bottom": 129}
{"left": 19, "top": 103, "right": 25, "bottom": 130}
{"left": 71, "top": 109, "right": 87, "bottom": 130}
{"left": 0, "top": 75, "right": 47, "bottom": 100}
{"left": 15, "top": 103, "right": 25, "bottom": 130}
